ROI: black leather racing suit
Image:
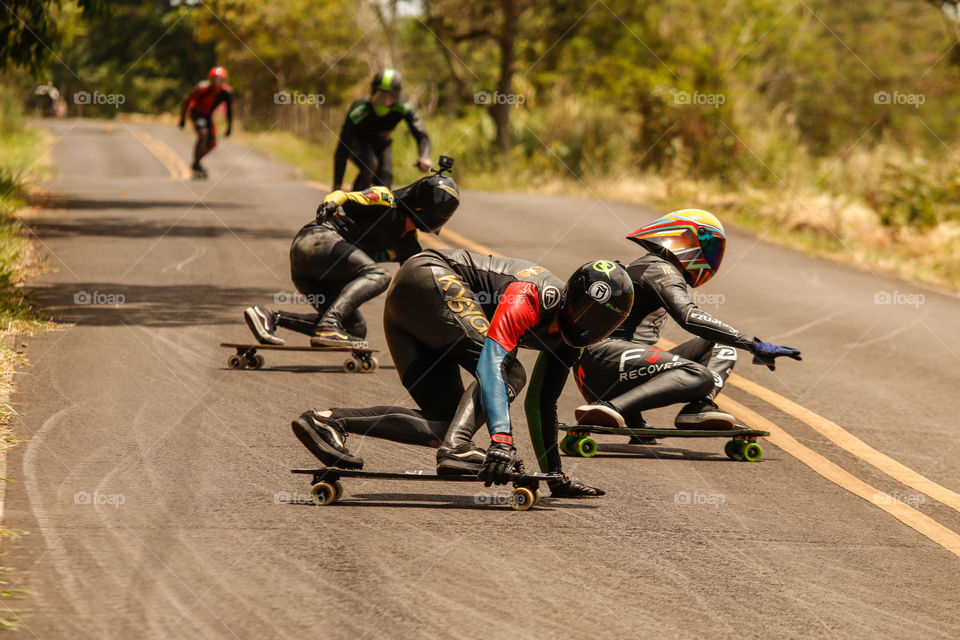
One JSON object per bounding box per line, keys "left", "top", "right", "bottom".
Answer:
{"left": 575, "top": 253, "right": 754, "bottom": 426}
{"left": 333, "top": 97, "right": 431, "bottom": 191}
{"left": 276, "top": 185, "right": 421, "bottom": 339}
{"left": 330, "top": 249, "right": 578, "bottom": 474}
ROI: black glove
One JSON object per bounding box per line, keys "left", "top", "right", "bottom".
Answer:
{"left": 751, "top": 338, "right": 802, "bottom": 371}
{"left": 315, "top": 201, "right": 345, "bottom": 223}
{"left": 478, "top": 434, "right": 517, "bottom": 486}
{"left": 177, "top": 119, "right": 185, "bottom": 129}
{"left": 548, "top": 473, "right": 605, "bottom": 497}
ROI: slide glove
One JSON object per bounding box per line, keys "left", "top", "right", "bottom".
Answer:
{"left": 752, "top": 338, "right": 802, "bottom": 371}
{"left": 478, "top": 434, "right": 517, "bottom": 486}
{"left": 316, "top": 201, "right": 345, "bottom": 224}
{"left": 548, "top": 473, "right": 606, "bottom": 497}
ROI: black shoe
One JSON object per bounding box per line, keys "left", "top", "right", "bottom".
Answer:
{"left": 244, "top": 305, "right": 284, "bottom": 345}
{"left": 436, "top": 443, "right": 486, "bottom": 475}
{"left": 310, "top": 322, "right": 367, "bottom": 348}
{"left": 291, "top": 410, "right": 364, "bottom": 469}
{"left": 675, "top": 399, "right": 736, "bottom": 430}
{"left": 628, "top": 435, "right": 659, "bottom": 445}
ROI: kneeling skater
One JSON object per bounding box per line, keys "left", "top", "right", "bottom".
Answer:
{"left": 573, "top": 209, "right": 802, "bottom": 434}
{"left": 243, "top": 162, "right": 459, "bottom": 347}
{"left": 291, "top": 250, "right": 634, "bottom": 496}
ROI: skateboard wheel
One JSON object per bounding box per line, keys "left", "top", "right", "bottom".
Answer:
{"left": 310, "top": 481, "right": 338, "bottom": 506}
{"left": 359, "top": 357, "right": 378, "bottom": 373}
{"left": 742, "top": 442, "right": 763, "bottom": 462}
{"left": 343, "top": 358, "right": 358, "bottom": 373}
{"left": 575, "top": 437, "right": 597, "bottom": 458}
{"left": 251, "top": 354, "right": 265, "bottom": 369}
{"left": 227, "top": 355, "right": 245, "bottom": 369}
{"left": 724, "top": 439, "right": 744, "bottom": 461}
{"left": 510, "top": 487, "right": 536, "bottom": 511}
{"left": 558, "top": 435, "right": 574, "bottom": 456}
{"left": 333, "top": 480, "right": 344, "bottom": 501}
{"left": 532, "top": 488, "right": 542, "bottom": 507}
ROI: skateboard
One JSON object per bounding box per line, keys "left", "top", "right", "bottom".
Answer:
{"left": 559, "top": 423, "right": 771, "bottom": 461}
{"left": 291, "top": 467, "right": 565, "bottom": 511}
{"left": 220, "top": 342, "right": 379, "bottom": 373}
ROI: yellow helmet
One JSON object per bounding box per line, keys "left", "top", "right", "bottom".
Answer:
{"left": 626, "top": 209, "right": 726, "bottom": 287}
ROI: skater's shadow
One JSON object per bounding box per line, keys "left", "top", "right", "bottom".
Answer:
{"left": 280, "top": 493, "right": 599, "bottom": 510}
{"left": 244, "top": 364, "right": 396, "bottom": 374}
{"left": 588, "top": 444, "right": 730, "bottom": 462}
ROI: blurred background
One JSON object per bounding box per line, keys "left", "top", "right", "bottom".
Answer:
{"left": 5, "top": 0, "right": 960, "bottom": 290}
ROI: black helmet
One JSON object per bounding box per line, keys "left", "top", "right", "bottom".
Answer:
{"left": 371, "top": 68, "right": 402, "bottom": 93}
{"left": 400, "top": 172, "right": 460, "bottom": 233}
{"left": 558, "top": 260, "right": 633, "bottom": 347}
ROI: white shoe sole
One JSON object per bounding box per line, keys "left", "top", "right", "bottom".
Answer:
{"left": 574, "top": 404, "right": 626, "bottom": 429}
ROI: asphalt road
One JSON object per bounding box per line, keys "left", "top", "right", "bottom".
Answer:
{"left": 5, "top": 118, "right": 960, "bottom": 638}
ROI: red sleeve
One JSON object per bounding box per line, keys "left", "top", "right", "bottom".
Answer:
{"left": 487, "top": 281, "right": 541, "bottom": 352}
{"left": 181, "top": 87, "right": 201, "bottom": 120}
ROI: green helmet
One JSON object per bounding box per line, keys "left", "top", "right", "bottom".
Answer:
{"left": 371, "top": 68, "right": 402, "bottom": 93}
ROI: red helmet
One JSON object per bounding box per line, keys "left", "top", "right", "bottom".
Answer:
{"left": 209, "top": 66, "right": 228, "bottom": 80}
{"left": 626, "top": 209, "right": 726, "bottom": 288}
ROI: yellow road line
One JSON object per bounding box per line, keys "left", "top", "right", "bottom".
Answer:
{"left": 657, "top": 337, "right": 960, "bottom": 514}
{"left": 717, "top": 396, "right": 960, "bottom": 558}
{"left": 129, "top": 129, "right": 192, "bottom": 180}
{"left": 728, "top": 372, "right": 960, "bottom": 513}
{"left": 437, "top": 228, "right": 500, "bottom": 256}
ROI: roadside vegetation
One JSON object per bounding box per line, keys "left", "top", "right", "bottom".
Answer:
{"left": 0, "top": 83, "right": 47, "bottom": 631}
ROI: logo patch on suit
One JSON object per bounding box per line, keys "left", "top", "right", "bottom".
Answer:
{"left": 541, "top": 285, "right": 561, "bottom": 309}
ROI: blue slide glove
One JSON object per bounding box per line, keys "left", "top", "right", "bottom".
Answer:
{"left": 752, "top": 338, "right": 802, "bottom": 371}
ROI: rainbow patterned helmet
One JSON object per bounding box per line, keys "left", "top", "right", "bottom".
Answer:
{"left": 626, "top": 209, "right": 726, "bottom": 287}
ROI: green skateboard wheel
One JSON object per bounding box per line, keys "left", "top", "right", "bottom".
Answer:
{"left": 742, "top": 442, "right": 763, "bottom": 462}
{"left": 724, "top": 439, "right": 743, "bottom": 461}
{"left": 559, "top": 435, "right": 575, "bottom": 456}
{"left": 576, "top": 437, "right": 598, "bottom": 458}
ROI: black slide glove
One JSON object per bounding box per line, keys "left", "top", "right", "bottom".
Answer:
{"left": 478, "top": 434, "right": 517, "bottom": 486}
{"left": 316, "top": 201, "right": 345, "bottom": 224}
{"left": 548, "top": 473, "right": 605, "bottom": 497}
{"left": 752, "top": 338, "right": 802, "bottom": 371}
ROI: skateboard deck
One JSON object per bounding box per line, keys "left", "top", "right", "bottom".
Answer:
{"left": 291, "top": 467, "right": 564, "bottom": 511}
{"left": 559, "top": 423, "right": 770, "bottom": 461}
{"left": 220, "top": 342, "right": 379, "bottom": 372}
